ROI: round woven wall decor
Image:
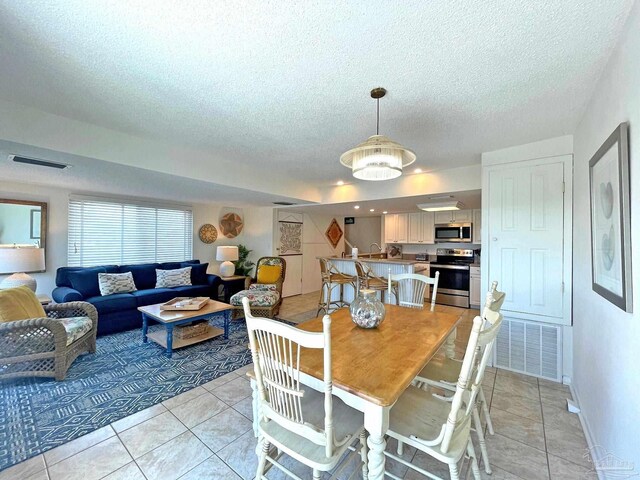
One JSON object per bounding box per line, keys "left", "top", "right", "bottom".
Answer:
{"left": 198, "top": 223, "right": 218, "bottom": 244}
{"left": 219, "top": 212, "right": 244, "bottom": 238}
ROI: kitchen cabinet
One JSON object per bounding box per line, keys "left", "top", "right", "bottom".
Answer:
{"left": 470, "top": 266, "right": 481, "bottom": 307}
{"left": 473, "top": 209, "right": 482, "bottom": 244}
{"left": 421, "top": 212, "right": 435, "bottom": 243}
{"left": 434, "top": 210, "right": 473, "bottom": 223}
{"left": 384, "top": 213, "right": 408, "bottom": 243}
{"left": 408, "top": 213, "right": 422, "bottom": 243}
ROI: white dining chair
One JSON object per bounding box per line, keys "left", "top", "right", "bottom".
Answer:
{"left": 411, "top": 281, "right": 506, "bottom": 474}
{"left": 242, "top": 297, "right": 368, "bottom": 480}
{"left": 387, "top": 271, "right": 440, "bottom": 311}
{"left": 384, "top": 310, "right": 503, "bottom": 480}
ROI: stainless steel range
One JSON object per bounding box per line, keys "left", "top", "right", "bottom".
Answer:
{"left": 430, "top": 248, "right": 474, "bottom": 308}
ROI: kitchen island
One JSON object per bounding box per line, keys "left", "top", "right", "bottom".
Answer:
{"left": 319, "top": 256, "right": 422, "bottom": 305}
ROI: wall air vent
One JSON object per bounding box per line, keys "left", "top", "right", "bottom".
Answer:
{"left": 273, "top": 202, "right": 297, "bottom": 206}
{"left": 9, "top": 155, "right": 70, "bottom": 170}
{"left": 493, "top": 317, "right": 562, "bottom": 381}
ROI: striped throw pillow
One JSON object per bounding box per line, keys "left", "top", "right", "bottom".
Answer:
{"left": 156, "top": 267, "right": 192, "bottom": 288}
{"left": 98, "top": 272, "right": 137, "bottom": 296}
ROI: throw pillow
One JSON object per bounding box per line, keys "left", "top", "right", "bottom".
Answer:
{"left": 98, "top": 272, "right": 137, "bottom": 296}
{"left": 156, "top": 267, "right": 192, "bottom": 288}
{"left": 181, "top": 262, "right": 208, "bottom": 284}
{"left": 256, "top": 265, "right": 281, "bottom": 284}
{"left": 0, "top": 286, "right": 46, "bottom": 323}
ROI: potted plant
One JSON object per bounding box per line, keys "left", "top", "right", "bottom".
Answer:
{"left": 233, "top": 244, "right": 256, "bottom": 276}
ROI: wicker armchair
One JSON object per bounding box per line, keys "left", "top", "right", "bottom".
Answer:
{"left": 231, "top": 256, "right": 287, "bottom": 320}
{"left": 0, "top": 302, "right": 98, "bottom": 381}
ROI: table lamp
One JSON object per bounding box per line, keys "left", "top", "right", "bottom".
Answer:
{"left": 216, "top": 246, "right": 239, "bottom": 277}
{"left": 0, "top": 247, "right": 45, "bottom": 291}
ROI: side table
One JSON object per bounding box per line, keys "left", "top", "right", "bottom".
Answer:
{"left": 219, "top": 275, "right": 249, "bottom": 303}
{"left": 37, "top": 294, "right": 52, "bottom": 305}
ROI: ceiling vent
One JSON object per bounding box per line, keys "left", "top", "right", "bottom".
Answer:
{"left": 9, "top": 155, "right": 71, "bottom": 170}
{"left": 273, "top": 201, "right": 297, "bottom": 206}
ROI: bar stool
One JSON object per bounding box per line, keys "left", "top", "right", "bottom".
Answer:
{"left": 317, "top": 258, "right": 357, "bottom": 315}
{"left": 354, "top": 261, "right": 398, "bottom": 303}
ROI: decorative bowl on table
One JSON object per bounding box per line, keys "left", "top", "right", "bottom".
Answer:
{"left": 350, "top": 289, "right": 385, "bottom": 329}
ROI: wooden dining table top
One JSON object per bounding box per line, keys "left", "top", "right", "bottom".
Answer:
{"left": 296, "top": 305, "right": 461, "bottom": 407}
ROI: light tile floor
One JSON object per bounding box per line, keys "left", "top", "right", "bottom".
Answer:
{"left": 1, "top": 294, "right": 595, "bottom": 480}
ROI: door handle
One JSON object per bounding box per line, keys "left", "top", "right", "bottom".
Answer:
{"left": 492, "top": 237, "right": 498, "bottom": 241}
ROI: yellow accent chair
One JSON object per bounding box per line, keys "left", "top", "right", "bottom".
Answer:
{"left": 230, "top": 257, "right": 286, "bottom": 320}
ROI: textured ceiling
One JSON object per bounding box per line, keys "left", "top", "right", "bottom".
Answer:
{"left": 0, "top": 0, "right": 634, "bottom": 190}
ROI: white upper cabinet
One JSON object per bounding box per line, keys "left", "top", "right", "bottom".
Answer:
{"left": 473, "top": 209, "right": 482, "bottom": 244}
{"left": 421, "top": 212, "right": 435, "bottom": 244}
{"left": 407, "top": 213, "right": 422, "bottom": 243}
{"left": 395, "top": 213, "right": 408, "bottom": 243}
{"left": 384, "top": 214, "right": 397, "bottom": 243}
{"left": 434, "top": 210, "right": 473, "bottom": 223}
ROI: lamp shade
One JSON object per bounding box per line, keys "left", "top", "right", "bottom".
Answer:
{"left": 0, "top": 247, "right": 45, "bottom": 274}
{"left": 340, "top": 135, "right": 416, "bottom": 181}
{"left": 216, "top": 246, "right": 239, "bottom": 262}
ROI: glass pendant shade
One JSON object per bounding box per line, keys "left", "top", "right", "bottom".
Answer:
{"left": 340, "top": 135, "right": 416, "bottom": 182}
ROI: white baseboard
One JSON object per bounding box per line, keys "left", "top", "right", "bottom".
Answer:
{"left": 570, "top": 383, "right": 605, "bottom": 480}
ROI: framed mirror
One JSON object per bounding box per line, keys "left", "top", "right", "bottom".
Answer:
{"left": 0, "top": 199, "right": 47, "bottom": 274}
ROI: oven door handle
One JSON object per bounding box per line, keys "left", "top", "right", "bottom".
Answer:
{"left": 430, "top": 264, "right": 470, "bottom": 271}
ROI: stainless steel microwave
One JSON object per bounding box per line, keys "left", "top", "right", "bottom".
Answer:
{"left": 434, "top": 223, "right": 473, "bottom": 243}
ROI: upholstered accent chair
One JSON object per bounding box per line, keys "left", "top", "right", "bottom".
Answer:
{"left": 230, "top": 256, "right": 286, "bottom": 319}
{"left": 0, "top": 287, "right": 98, "bottom": 381}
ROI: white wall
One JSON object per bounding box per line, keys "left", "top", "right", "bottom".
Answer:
{"left": 572, "top": 1, "right": 640, "bottom": 472}
{"left": 0, "top": 180, "right": 273, "bottom": 292}
{"left": 345, "top": 216, "right": 381, "bottom": 252}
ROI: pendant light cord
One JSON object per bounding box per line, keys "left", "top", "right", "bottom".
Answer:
{"left": 376, "top": 98, "right": 380, "bottom": 135}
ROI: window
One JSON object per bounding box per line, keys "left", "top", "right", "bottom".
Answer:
{"left": 68, "top": 196, "right": 193, "bottom": 267}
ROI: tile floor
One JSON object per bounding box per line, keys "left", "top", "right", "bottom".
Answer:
{"left": 1, "top": 294, "right": 595, "bottom": 480}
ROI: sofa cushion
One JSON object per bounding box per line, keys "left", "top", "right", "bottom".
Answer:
{"left": 159, "top": 262, "right": 182, "bottom": 270}
{"left": 56, "top": 265, "right": 118, "bottom": 288}
{"left": 85, "top": 294, "right": 137, "bottom": 314}
{"left": 230, "top": 288, "right": 280, "bottom": 307}
{"left": 0, "top": 286, "right": 46, "bottom": 323}
{"left": 181, "top": 262, "right": 209, "bottom": 285}
{"left": 131, "top": 288, "right": 176, "bottom": 307}
{"left": 98, "top": 272, "right": 137, "bottom": 296}
{"left": 118, "top": 263, "right": 160, "bottom": 290}
{"left": 57, "top": 316, "right": 93, "bottom": 345}
{"left": 68, "top": 267, "right": 117, "bottom": 298}
{"left": 156, "top": 267, "right": 192, "bottom": 288}
{"left": 171, "top": 285, "right": 211, "bottom": 297}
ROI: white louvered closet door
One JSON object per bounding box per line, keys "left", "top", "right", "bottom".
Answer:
{"left": 487, "top": 161, "right": 564, "bottom": 320}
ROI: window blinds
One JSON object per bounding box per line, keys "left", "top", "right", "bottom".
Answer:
{"left": 68, "top": 196, "right": 193, "bottom": 267}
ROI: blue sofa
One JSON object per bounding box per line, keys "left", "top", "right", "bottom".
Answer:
{"left": 52, "top": 260, "right": 221, "bottom": 336}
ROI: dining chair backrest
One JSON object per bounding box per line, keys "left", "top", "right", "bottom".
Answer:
{"left": 388, "top": 272, "right": 440, "bottom": 311}
{"left": 242, "top": 297, "right": 343, "bottom": 458}
{"left": 483, "top": 281, "right": 506, "bottom": 319}
{"left": 438, "top": 309, "right": 503, "bottom": 453}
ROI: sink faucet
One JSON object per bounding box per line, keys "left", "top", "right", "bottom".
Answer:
{"left": 369, "top": 243, "right": 383, "bottom": 254}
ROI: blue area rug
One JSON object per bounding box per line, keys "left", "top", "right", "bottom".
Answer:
{"left": 0, "top": 316, "right": 251, "bottom": 471}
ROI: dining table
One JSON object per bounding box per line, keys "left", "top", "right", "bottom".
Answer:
{"left": 248, "top": 304, "right": 461, "bottom": 480}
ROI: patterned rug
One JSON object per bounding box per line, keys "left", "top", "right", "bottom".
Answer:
{"left": 0, "top": 317, "right": 252, "bottom": 471}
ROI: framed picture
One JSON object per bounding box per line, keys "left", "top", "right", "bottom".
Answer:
{"left": 278, "top": 221, "right": 302, "bottom": 256}
{"left": 325, "top": 218, "right": 343, "bottom": 248}
{"left": 589, "top": 122, "right": 632, "bottom": 312}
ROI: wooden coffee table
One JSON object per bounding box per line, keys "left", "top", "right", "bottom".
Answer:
{"left": 138, "top": 299, "right": 233, "bottom": 357}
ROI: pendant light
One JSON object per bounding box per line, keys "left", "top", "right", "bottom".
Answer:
{"left": 340, "top": 88, "right": 416, "bottom": 181}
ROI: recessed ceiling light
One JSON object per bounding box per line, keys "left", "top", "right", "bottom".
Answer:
{"left": 383, "top": 211, "right": 388, "bottom": 214}
{"left": 414, "top": 168, "right": 422, "bottom": 173}
{"left": 354, "top": 205, "right": 360, "bottom": 209}
{"left": 369, "top": 209, "right": 375, "bottom": 212}
{"left": 336, "top": 180, "right": 345, "bottom": 186}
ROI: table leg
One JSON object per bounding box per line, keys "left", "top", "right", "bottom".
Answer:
{"left": 142, "top": 314, "right": 148, "bottom": 343}
{"left": 166, "top": 324, "right": 174, "bottom": 358}
{"left": 224, "top": 310, "right": 230, "bottom": 339}
{"left": 365, "top": 403, "right": 389, "bottom": 480}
